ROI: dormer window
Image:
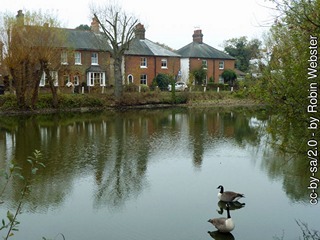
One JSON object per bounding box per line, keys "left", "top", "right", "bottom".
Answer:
{"left": 91, "top": 52, "right": 98, "bottom": 65}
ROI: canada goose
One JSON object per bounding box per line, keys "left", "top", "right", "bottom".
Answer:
{"left": 217, "top": 185, "right": 244, "bottom": 202}
{"left": 208, "top": 203, "right": 235, "bottom": 233}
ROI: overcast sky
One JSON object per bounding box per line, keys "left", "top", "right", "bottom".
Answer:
{"left": 3, "top": 0, "right": 277, "bottom": 50}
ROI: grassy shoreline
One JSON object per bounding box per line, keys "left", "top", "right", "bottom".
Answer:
{"left": 0, "top": 91, "right": 264, "bottom": 116}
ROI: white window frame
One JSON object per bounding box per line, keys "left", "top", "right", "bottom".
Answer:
{"left": 202, "top": 60, "right": 208, "bottom": 69}
{"left": 219, "top": 75, "right": 224, "bottom": 83}
{"left": 40, "top": 72, "right": 46, "bottom": 86}
{"left": 61, "top": 52, "right": 68, "bottom": 65}
{"left": 40, "top": 71, "right": 58, "bottom": 87}
{"left": 51, "top": 71, "right": 59, "bottom": 86}
{"left": 140, "top": 74, "right": 147, "bottom": 85}
{"left": 74, "top": 75, "right": 80, "bottom": 86}
{"left": 161, "top": 58, "right": 168, "bottom": 69}
{"left": 75, "top": 52, "right": 81, "bottom": 65}
{"left": 87, "top": 72, "right": 105, "bottom": 86}
{"left": 91, "top": 53, "right": 99, "bottom": 65}
{"left": 140, "top": 57, "right": 147, "bottom": 68}
{"left": 219, "top": 61, "right": 224, "bottom": 70}
{"left": 127, "top": 74, "right": 134, "bottom": 84}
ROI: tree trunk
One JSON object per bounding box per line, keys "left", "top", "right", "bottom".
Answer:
{"left": 45, "top": 68, "right": 59, "bottom": 108}
{"left": 31, "top": 75, "right": 40, "bottom": 109}
{"left": 31, "top": 65, "right": 43, "bottom": 109}
{"left": 113, "top": 55, "right": 123, "bottom": 100}
{"left": 10, "top": 63, "right": 28, "bottom": 109}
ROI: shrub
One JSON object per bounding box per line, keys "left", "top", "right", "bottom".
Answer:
{"left": 124, "top": 83, "right": 139, "bottom": 92}
{"left": 58, "top": 94, "right": 104, "bottom": 108}
{"left": 192, "top": 65, "right": 207, "bottom": 85}
{"left": 152, "top": 74, "right": 172, "bottom": 91}
{"left": 0, "top": 94, "right": 18, "bottom": 110}
{"left": 174, "top": 92, "right": 189, "bottom": 104}
{"left": 139, "top": 84, "right": 149, "bottom": 92}
{"left": 36, "top": 94, "right": 54, "bottom": 109}
{"left": 59, "top": 94, "right": 81, "bottom": 108}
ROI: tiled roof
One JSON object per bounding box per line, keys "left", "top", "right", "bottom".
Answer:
{"left": 86, "top": 65, "right": 107, "bottom": 72}
{"left": 176, "top": 42, "right": 235, "bottom": 60}
{"left": 125, "top": 38, "right": 180, "bottom": 57}
{"left": 61, "top": 29, "right": 112, "bottom": 52}
{"left": 21, "top": 26, "right": 112, "bottom": 52}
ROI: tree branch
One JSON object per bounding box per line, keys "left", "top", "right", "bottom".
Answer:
{"left": 93, "top": 13, "right": 115, "bottom": 43}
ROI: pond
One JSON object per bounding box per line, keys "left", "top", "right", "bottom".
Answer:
{"left": 0, "top": 107, "right": 319, "bottom": 240}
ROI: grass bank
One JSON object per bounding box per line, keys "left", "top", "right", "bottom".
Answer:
{"left": 0, "top": 90, "right": 263, "bottom": 115}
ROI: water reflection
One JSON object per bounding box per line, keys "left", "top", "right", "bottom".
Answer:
{"left": 260, "top": 114, "right": 320, "bottom": 203}
{"left": 208, "top": 231, "right": 235, "bottom": 240}
{"left": 217, "top": 201, "right": 245, "bottom": 215}
{"left": 0, "top": 107, "right": 316, "bottom": 212}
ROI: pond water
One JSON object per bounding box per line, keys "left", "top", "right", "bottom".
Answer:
{"left": 0, "top": 107, "right": 319, "bottom": 240}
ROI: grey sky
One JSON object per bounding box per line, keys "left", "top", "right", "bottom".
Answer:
{"left": 3, "top": 0, "right": 276, "bottom": 50}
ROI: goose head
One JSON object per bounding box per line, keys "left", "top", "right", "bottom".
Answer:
{"left": 217, "top": 185, "right": 224, "bottom": 193}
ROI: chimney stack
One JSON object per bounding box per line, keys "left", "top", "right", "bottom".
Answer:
{"left": 192, "top": 29, "right": 203, "bottom": 44}
{"left": 16, "top": 10, "right": 24, "bottom": 25}
{"left": 91, "top": 17, "right": 100, "bottom": 33}
{"left": 135, "top": 23, "right": 145, "bottom": 40}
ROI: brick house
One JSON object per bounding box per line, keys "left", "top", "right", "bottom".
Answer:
{"left": 12, "top": 11, "right": 112, "bottom": 92}
{"left": 176, "top": 29, "right": 235, "bottom": 84}
{"left": 40, "top": 17, "right": 112, "bottom": 91}
{"left": 123, "top": 23, "right": 181, "bottom": 86}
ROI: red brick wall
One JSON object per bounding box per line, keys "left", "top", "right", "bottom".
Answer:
{"left": 56, "top": 50, "right": 111, "bottom": 86}
{"left": 189, "top": 58, "right": 235, "bottom": 83}
{"left": 214, "top": 59, "right": 235, "bottom": 83}
{"left": 124, "top": 55, "right": 180, "bottom": 86}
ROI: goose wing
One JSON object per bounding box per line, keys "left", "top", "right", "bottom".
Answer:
{"left": 208, "top": 217, "right": 227, "bottom": 228}
{"left": 220, "top": 191, "right": 244, "bottom": 202}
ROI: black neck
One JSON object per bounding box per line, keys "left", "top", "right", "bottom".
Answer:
{"left": 226, "top": 207, "right": 231, "bottom": 218}
{"left": 220, "top": 186, "right": 224, "bottom": 193}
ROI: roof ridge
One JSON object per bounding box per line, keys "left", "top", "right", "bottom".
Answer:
{"left": 125, "top": 37, "right": 180, "bottom": 57}
{"left": 176, "top": 41, "right": 235, "bottom": 59}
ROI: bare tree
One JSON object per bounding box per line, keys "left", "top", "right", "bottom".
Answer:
{"left": 91, "top": 2, "right": 138, "bottom": 99}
